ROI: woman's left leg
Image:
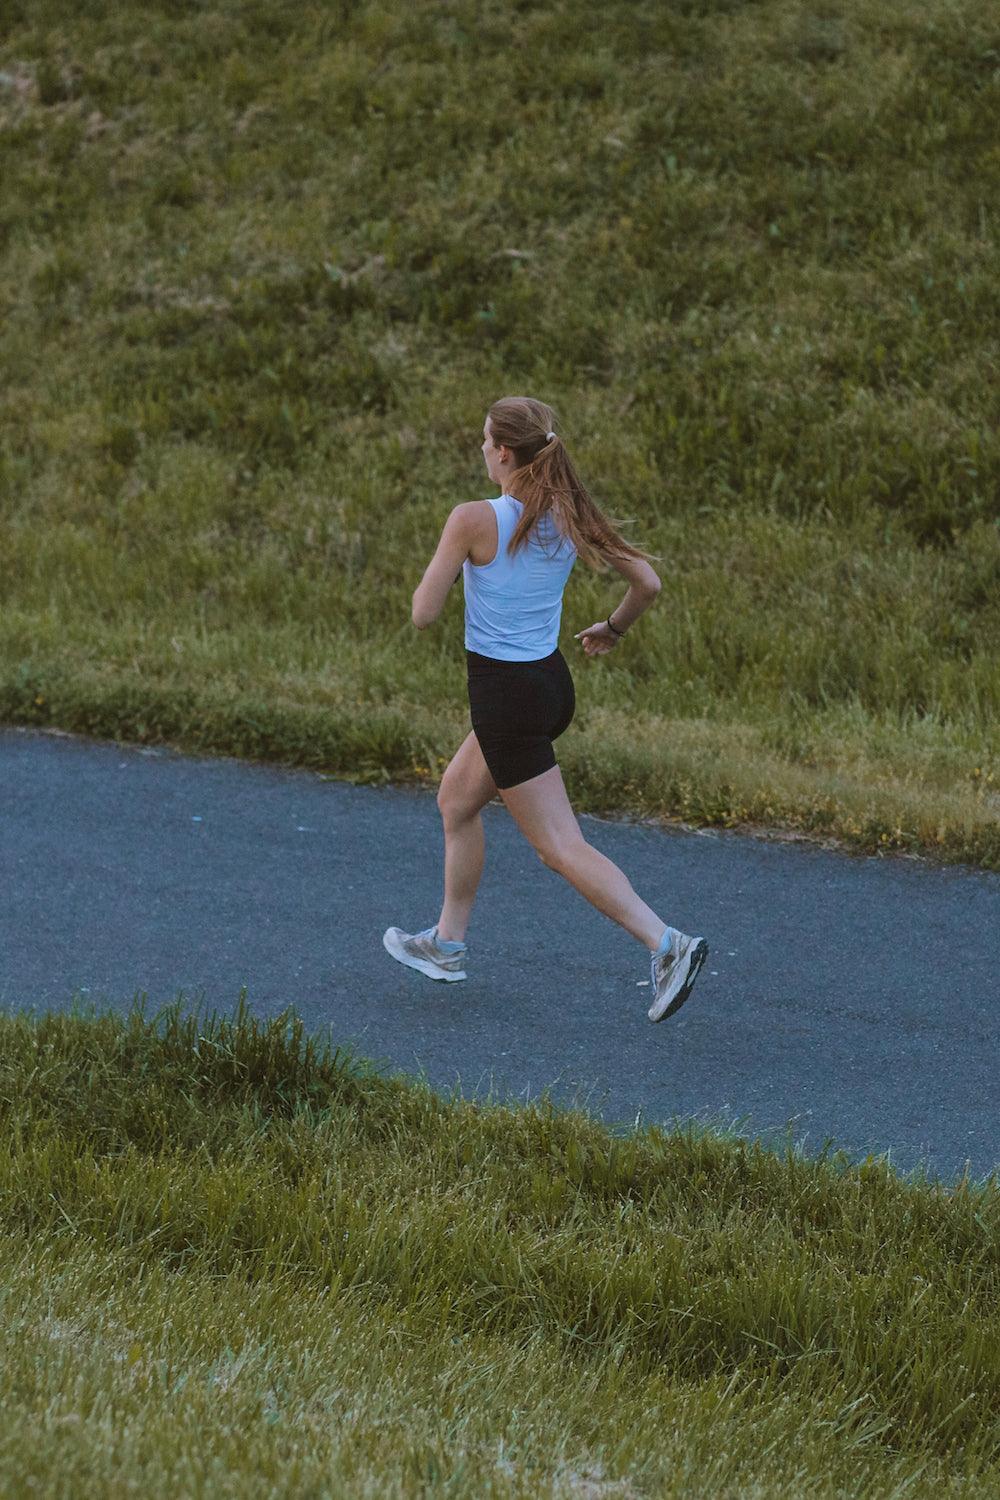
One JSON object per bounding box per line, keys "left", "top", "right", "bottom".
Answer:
{"left": 499, "top": 764, "right": 668, "bottom": 953}
{"left": 435, "top": 729, "right": 499, "bottom": 943}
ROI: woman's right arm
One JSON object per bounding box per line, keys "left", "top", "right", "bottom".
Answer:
{"left": 574, "top": 551, "right": 661, "bottom": 656}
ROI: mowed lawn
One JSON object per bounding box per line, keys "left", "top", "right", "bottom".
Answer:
{"left": 1, "top": 0, "right": 998, "bottom": 866}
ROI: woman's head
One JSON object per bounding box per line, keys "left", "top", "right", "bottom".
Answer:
{"left": 481, "top": 394, "right": 661, "bottom": 572}
{"left": 483, "top": 396, "right": 558, "bottom": 484}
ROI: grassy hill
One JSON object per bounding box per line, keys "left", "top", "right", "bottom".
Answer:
{"left": 0, "top": 999, "right": 997, "bottom": 1498}
{"left": 1, "top": 0, "right": 998, "bottom": 871}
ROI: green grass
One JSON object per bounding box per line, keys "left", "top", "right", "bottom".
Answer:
{"left": 3, "top": 12, "right": 998, "bottom": 1489}
{"left": 1, "top": 0, "right": 999, "bottom": 865}
{"left": 0, "top": 998, "right": 998, "bottom": 1498}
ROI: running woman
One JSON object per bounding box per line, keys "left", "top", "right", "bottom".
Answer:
{"left": 383, "top": 395, "right": 708, "bottom": 1022}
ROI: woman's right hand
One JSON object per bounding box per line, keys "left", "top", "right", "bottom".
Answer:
{"left": 573, "top": 620, "right": 622, "bottom": 656}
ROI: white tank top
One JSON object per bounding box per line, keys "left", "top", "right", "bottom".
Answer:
{"left": 463, "top": 493, "right": 577, "bottom": 661}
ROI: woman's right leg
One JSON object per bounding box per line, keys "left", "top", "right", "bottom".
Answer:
{"left": 499, "top": 763, "right": 668, "bottom": 952}
{"left": 435, "top": 730, "right": 498, "bottom": 943}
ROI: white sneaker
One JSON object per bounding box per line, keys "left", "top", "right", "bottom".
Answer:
{"left": 382, "top": 924, "right": 468, "bottom": 982}
{"left": 648, "top": 930, "right": 708, "bottom": 1022}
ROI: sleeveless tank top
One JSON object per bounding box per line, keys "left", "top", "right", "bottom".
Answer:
{"left": 463, "top": 493, "right": 577, "bottom": 662}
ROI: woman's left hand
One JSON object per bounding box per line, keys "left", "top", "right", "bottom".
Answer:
{"left": 574, "top": 621, "right": 621, "bottom": 657}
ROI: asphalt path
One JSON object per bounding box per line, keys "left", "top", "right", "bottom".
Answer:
{"left": 3, "top": 724, "right": 998, "bottom": 1184}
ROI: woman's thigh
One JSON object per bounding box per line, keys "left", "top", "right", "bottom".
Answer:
{"left": 437, "top": 729, "right": 499, "bottom": 821}
{"left": 498, "top": 763, "right": 586, "bottom": 868}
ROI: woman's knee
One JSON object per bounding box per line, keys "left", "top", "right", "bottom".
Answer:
{"left": 437, "top": 780, "right": 493, "bottom": 826}
{"left": 540, "top": 836, "right": 589, "bottom": 873}
{"left": 437, "top": 784, "right": 471, "bottom": 824}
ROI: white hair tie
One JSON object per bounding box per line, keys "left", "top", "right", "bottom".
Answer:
{"left": 546, "top": 430, "right": 556, "bottom": 441}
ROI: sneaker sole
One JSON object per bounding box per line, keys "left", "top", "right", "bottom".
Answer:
{"left": 382, "top": 928, "right": 467, "bottom": 982}
{"left": 648, "top": 939, "right": 708, "bottom": 1022}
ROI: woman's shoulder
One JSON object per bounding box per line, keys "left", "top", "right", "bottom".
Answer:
{"left": 467, "top": 497, "right": 503, "bottom": 528}
{"left": 456, "top": 498, "right": 502, "bottom": 529}
{"left": 464, "top": 497, "right": 506, "bottom": 516}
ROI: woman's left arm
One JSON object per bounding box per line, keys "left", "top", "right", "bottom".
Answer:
{"left": 412, "top": 504, "right": 476, "bottom": 630}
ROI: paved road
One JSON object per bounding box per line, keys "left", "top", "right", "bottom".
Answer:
{"left": 3, "top": 724, "right": 998, "bottom": 1183}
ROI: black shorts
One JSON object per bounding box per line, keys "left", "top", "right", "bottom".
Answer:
{"left": 466, "top": 647, "right": 576, "bottom": 791}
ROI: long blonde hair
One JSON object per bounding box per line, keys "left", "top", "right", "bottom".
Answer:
{"left": 487, "top": 395, "right": 662, "bottom": 570}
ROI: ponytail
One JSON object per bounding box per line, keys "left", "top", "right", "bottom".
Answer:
{"left": 487, "top": 396, "right": 662, "bottom": 571}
